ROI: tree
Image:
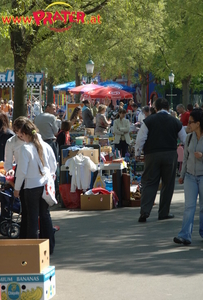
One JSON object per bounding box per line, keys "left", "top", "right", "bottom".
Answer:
{"left": 0, "top": 0, "right": 109, "bottom": 120}
{"left": 153, "top": 0, "right": 203, "bottom": 106}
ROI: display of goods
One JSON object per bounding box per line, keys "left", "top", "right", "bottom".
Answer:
{"left": 130, "top": 190, "right": 141, "bottom": 200}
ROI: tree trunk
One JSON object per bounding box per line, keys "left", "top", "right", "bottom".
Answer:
{"left": 47, "top": 77, "right": 54, "bottom": 104}
{"left": 138, "top": 67, "right": 148, "bottom": 107}
{"left": 10, "top": 1, "right": 40, "bottom": 121}
{"left": 141, "top": 83, "right": 147, "bottom": 106}
{"left": 75, "top": 68, "right": 81, "bottom": 103}
{"left": 182, "top": 76, "right": 191, "bottom": 107}
{"left": 12, "top": 53, "right": 28, "bottom": 121}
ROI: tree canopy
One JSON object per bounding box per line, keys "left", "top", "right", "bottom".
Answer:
{"left": 0, "top": 0, "right": 203, "bottom": 117}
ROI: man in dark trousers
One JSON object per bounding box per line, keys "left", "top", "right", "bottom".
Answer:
{"left": 135, "top": 98, "right": 186, "bottom": 222}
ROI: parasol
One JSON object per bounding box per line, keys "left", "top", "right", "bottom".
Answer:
{"left": 84, "top": 87, "right": 133, "bottom": 100}
{"left": 69, "top": 83, "right": 102, "bottom": 94}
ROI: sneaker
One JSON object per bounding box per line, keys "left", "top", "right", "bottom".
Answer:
{"left": 173, "top": 237, "right": 191, "bottom": 245}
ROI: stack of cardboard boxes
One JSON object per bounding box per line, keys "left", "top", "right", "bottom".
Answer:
{"left": 0, "top": 239, "right": 55, "bottom": 300}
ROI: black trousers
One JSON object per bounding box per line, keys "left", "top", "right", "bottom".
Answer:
{"left": 115, "top": 140, "right": 129, "bottom": 157}
{"left": 24, "top": 186, "right": 55, "bottom": 254}
{"left": 19, "top": 181, "right": 26, "bottom": 238}
{"left": 140, "top": 151, "right": 177, "bottom": 218}
{"left": 14, "top": 166, "right": 26, "bottom": 239}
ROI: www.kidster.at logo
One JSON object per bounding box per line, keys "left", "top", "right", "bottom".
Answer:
{"left": 1, "top": 1, "right": 102, "bottom": 32}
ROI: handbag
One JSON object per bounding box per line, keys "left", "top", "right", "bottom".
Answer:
{"left": 42, "top": 173, "right": 58, "bottom": 206}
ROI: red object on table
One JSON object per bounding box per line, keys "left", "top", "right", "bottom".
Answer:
{"left": 59, "top": 184, "right": 82, "bottom": 209}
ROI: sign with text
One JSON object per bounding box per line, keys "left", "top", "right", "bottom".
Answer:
{"left": 0, "top": 70, "right": 44, "bottom": 86}
{"left": 1, "top": 2, "right": 102, "bottom": 32}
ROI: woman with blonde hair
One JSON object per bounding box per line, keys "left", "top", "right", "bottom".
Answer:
{"left": 95, "top": 104, "right": 111, "bottom": 135}
{"left": 14, "top": 120, "right": 57, "bottom": 254}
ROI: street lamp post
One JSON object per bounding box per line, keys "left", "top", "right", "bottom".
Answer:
{"left": 169, "top": 70, "right": 175, "bottom": 110}
{"left": 85, "top": 55, "right": 94, "bottom": 83}
{"left": 161, "top": 78, "right": 166, "bottom": 98}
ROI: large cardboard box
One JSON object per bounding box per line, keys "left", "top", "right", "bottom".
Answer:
{"left": 80, "top": 193, "right": 113, "bottom": 210}
{"left": 0, "top": 266, "right": 55, "bottom": 300}
{"left": 0, "top": 239, "right": 49, "bottom": 274}
{"left": 62, "top": 148, "right": 99, "bottom": 165}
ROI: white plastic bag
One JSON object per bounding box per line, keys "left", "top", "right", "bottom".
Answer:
{"left": 42, "top": 173, "right": 58, "bottom": 206}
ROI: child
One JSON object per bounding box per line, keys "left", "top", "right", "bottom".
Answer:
{"left": 56, "top": 120, "right": 72, "bottom": 149}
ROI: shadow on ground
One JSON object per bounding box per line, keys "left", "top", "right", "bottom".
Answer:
{"left": 51, "top": 196, "right": 203, "bottom": 277}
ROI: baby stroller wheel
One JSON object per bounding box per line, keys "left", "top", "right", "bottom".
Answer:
{"left": 7, "top": 223, "right": 20, "bottom": 239}
{"left": 0, "top": 220, "right": 9, "bottom": 236}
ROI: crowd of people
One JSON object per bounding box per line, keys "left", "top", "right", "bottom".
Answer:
{"left": 1, "top": 95, "right": 203, "bottom": 251}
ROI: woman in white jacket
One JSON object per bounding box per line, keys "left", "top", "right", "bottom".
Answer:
{"left": 113, "top": 108, "right": 131, "bottom": 157}
{"left": 14, "top": 120, "right": 57, "bottom": 255}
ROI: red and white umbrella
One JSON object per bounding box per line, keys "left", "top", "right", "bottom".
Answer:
{"left": 84, "top": 87, "right": 133, "bottom": 100}
{"left": 69, "top": 83, "right": 102, "bottom": 94}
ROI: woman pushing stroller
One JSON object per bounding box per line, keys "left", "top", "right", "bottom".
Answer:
{"left": 13, "top": 119, "right": 57, "bottom": 255}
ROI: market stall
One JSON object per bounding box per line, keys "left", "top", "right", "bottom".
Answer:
{"left": 57, "top": 126, "right": 144, "bottom": 210}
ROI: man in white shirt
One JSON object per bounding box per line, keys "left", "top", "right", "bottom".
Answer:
{"left": 135, "top": 98, "right": 186, "bottom": 222}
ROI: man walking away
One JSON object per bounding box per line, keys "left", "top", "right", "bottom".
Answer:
{"left": 34, "top": 103, "right": 58, "bottom": 160}
{"left": 135, "top": 98, "right": 186, "bottom": 222}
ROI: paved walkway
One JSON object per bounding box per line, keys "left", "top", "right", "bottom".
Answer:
{"left": 50, "top": 179, "right": 203, "bottom": 300}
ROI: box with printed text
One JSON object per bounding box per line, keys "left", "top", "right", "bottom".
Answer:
{"left": 0, "top": 266, "right": 55, "bottom": 300}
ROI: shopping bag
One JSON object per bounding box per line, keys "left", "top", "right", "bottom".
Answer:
{"left": 42, "top": 174, "right": 58, "bottom": 206}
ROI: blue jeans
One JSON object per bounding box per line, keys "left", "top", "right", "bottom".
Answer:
{"left": 178, "top": 173, "right": 203, "bottom": 242}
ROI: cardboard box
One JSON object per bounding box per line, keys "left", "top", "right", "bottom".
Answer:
{"left": 0, "top": 266, "right": 55, "bottom": 300}
{"left": 81, "top": 193, "right": 113, "bottom": 210}
{"left": 62, "top": 148, "right": 99, "bottom": 165}
{"left": 0, "top": 239, "right": 49, "bottom": 274}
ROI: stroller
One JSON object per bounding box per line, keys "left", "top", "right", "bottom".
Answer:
{"left": 0, "top": 184, "right": 21, "bottom": 238}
